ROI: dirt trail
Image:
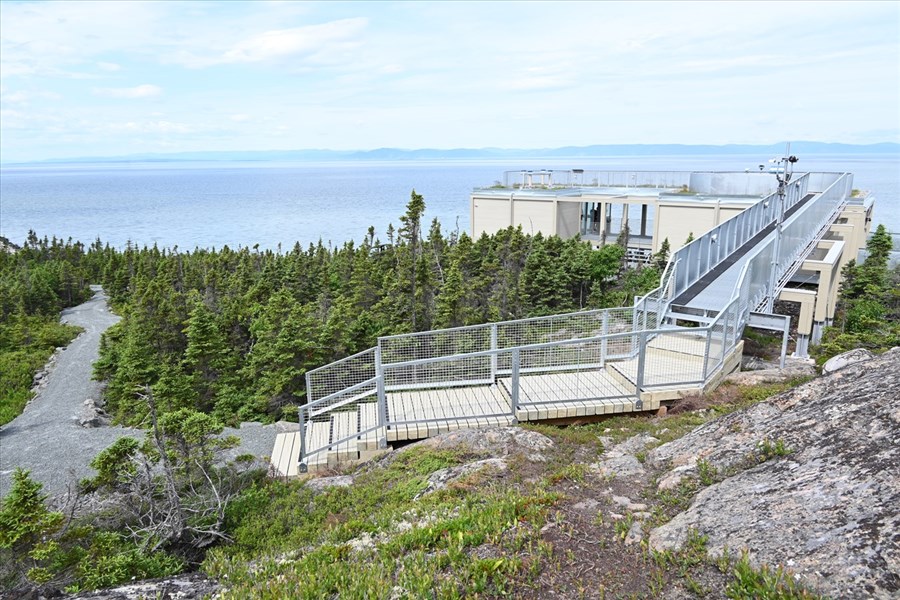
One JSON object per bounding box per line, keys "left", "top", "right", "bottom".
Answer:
{"left": 0, "top": 286, "right": 276, "bottom": 499}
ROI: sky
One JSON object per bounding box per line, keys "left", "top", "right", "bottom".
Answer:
{"left": 1, "top": 0, "right": 899, "bottom": 163}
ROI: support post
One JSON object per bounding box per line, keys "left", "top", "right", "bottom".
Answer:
{"left": 635, "top": 330, "right": 646, "bottom": 410}
{"left": 298, "top": 405, "right": 308, "bottom": 473}
{"left": 780, "top": 319, "right": 790, "bottom": 370}
{"left": 490, "top": 324, "right": 498, "bottom": 381}
{"left": 511, "top": 348, "right": 520, "bottom": 419}
{"left": 375, "top": 347, "right": 388, "bottom": 448}
{"left": 720, "top": 310, "right": 729, "bottom": 371}
{"left": 701, "top": 326, "right": 713, "bottom": 381}
{"left": 600, "top": 311, "right": 609, "bottom": 365}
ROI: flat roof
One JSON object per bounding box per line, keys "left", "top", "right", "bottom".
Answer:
{"left": 472, "top": 187, "right": 763, "bottom": 204}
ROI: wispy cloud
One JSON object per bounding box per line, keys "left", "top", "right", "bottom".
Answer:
{"left": 222, "top": 18, "right": 366, "bottom": 64}
{"left": 93, "top": 84, "right": 162, "bottom": 99}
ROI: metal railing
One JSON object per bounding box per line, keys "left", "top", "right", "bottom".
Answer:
{"left": 668, "top": 173, "right": 810, "bottom": 301}
{"left": 295, "top": 171, "right": 852, "bottom": 470}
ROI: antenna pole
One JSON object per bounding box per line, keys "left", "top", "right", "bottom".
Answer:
{"left": 764, "top": 143, "right": 798, "bottom": 313}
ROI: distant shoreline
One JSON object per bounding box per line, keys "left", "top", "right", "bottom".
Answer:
{"left": 2, "top": 141, "right": 898, "bottom": 168}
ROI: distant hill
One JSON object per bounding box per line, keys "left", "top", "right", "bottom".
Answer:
{"left": 9, "top": 141, "right": 899, "bottom": 165}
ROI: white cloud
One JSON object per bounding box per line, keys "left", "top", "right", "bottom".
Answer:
{"left": 221, "top": 18, "right": 367, "bottom": 64}
{"left": 97, "top": 61, "right": 122, "bottom": 72}
{"left": 93, "top": 84, "right": 162, "bottom": 98}
{"left": 230, "top": 113, "right": 250, "bottom": 122}
{"left": 106, "top": 120, "right": 192, "bottom": 134}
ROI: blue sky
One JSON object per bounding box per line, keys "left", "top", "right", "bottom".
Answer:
{"left": 1, "top": 0, "right": 898, "bottom": 162}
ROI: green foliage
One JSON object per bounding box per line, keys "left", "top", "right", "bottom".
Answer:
{"left": 816, "top": 225, "right": 900, "bottom": 362}
{"left": 70, "top": 532, "right": 183, "bottom": 592}
{"left": 0, "top": 469, "right": 182, "bottom": 592}
{"left": 205, "top": 447, "right": 557, "bottom": 598}
{"left": 68, "top": 194, "right": 664, "bottom": 426}
{"left": 0, "top": 469, "right": 63, "bottom": 550}
{"left": 0, "top": 319, "right": 81, "bottom": 426}
{"left": 756, "top": 438, "right": 791, "bottom": 462}
{"left": 726, "top": 552, "right": 822, "bottom": 599}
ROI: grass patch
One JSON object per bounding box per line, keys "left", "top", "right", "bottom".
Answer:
{"left": 0, "top": 318, "right": 82, "bottom": 426}
{"left": 726, "top": 552, "right": 823, "bottom": 599}
{"left": 205, "top": 446, "right": 560, "bottom": 598}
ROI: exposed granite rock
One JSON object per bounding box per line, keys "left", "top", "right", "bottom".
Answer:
{"left": 590, "top": 433, "right": 657, "bottom": 478}
{"left": 401, "top": 427, "right": 554, "bottom": 463}
{"left": 67, "top": 573, "right": 219, "bottom": 599}
{"left": 306, "top": 475, "right": 354, "bottom": 494}
{"left": 725, "top": 356, "right": 816, "bottom": 386}
{"left": 822, "top": 347, "right": 875, "bottom": 374}
{"left": 649, "top": 348, "right": 900, "bottom": 599}
{"left": 417, "top": 458, "right": 508, "bottom": 497}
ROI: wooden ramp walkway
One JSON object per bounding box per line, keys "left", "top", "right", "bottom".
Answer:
{"left": 271, "top": 336, "right": 715, "bottom": 476}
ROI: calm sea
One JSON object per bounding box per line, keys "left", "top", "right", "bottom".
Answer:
{"left": 1, "top": 155, "right": 897, "bottom": 251}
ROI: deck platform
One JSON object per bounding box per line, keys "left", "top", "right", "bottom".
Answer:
{"left": 270, "top": 340, "right": 718, "bottom": 475}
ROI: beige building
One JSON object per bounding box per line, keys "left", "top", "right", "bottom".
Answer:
{"left": 470, "top": 168, "right": 875, "bottom": 356}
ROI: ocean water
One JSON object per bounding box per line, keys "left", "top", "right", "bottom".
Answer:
{"left": 1, "top": 155, "right": 897, "bottom": 251}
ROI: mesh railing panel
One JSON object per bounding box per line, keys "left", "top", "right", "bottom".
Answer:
{"left": 642, "top": 330, "right": 708, "bottom": 387}
{"left": 305, "top": 348, "right": 376, "bottom": 405}
{"left": 379, "top": 326, "right": 492, "bottom": 366}
{"left": 379, "top": 307, "right": 639, "bottom": 371}
{"left": 383, "top": 354, "right": 493, "bottom": 390}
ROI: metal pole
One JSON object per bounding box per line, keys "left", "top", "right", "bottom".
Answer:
{"left": 701, "top": 324, "right": 712, "bottom": 381}
{"left": 721, "top": 310, "right": 729, "bottom": 370}
{"left": 765, "top": 186, "right": 785, "bottom": 313}
{"left": 511, "top": 348, "right": 520, "bottom": 419}
{"left": 600, "top": 311, "right": 609, "bottom": 365}
{"left": 375, "top": 346, "right": 388, "bottom": 448}
{"left": 298, "top": 406, "right": 308, "bottom": 473}
{"left": 635, "top": 330, "right": 646, "bottom": 410}
{"left": 490, "top": 324, "right": 498, "bottom": 381}
{"left": 780, "top": 319, "right": 790, "bottom": 370}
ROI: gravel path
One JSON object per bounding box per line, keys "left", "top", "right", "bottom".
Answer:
{"left": 0, "top": 286, "right": 277, "bottom": 499}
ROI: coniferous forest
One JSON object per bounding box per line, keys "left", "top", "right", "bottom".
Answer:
{"left": 1, "top": 192, "right": 663, "bottom": 429}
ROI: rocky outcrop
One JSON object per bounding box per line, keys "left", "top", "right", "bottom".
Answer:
{"left": 726, "top": 355, "right": 816, "bottom": 386}
{"left": 68, "top": 573, "right": 219, "bottom": 599}
{"left": 822, "top": 347, "right": 875, "bottom": 374}
{"left": 649, "top": 348, "right": 900, "bottom": 599}
{"left": 401, "top": 426, "right": 554, "bottom": 463}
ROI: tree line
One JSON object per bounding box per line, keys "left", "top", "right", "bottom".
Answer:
{"left": 2, "top": 192, "right": 665, "bottom": 429}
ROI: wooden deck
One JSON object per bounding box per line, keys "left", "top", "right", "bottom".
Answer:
{"left": 271, "top": 341, "right": 715, "bottom": 476}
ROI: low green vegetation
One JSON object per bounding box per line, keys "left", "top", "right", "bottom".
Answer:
{"left": 203, "top": 447, "right": 558, "bottom": 598}
{"left": 726, "top": 552, "right": 822, "bottom": 599}
{"left": 0, "top": 316, "right": 81, "bottom": 425}
{"left": 0, "top": 468, "right": 184, "bottom": 593}
{"left": 815, "top": 224, "right": 900, "bottom": 363}
{"left": 0, "top": 234, "right": 98, "bottom": 425}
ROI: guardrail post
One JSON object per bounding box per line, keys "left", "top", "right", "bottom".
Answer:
{"left": 298, "top": 405, "right": 308, "bottom": 473}
{"left": 721, "top": 310, "right": 730, "bottom": 370}
{"left": 600, "top": 311, "right": 609, "bottom": 365}
{"left": 490, "top": 324, "right": 498, "bottom": 381}
{"left": 511, "top": 348, "right": 520, "bottom": 420}
{"left": 375, "top": 347, "right": 388, "bottom": 449}
{"left": 635, "top": 330, "right": 646, "bottom": 410}
{"left": 702, "top": 325, "right": 712, "bottom": 381}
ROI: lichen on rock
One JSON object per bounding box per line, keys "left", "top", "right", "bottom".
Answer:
{"left": 649, "top": 347, "right": 900, "bottom": 599}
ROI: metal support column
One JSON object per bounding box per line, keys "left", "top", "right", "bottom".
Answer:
{"left": 490, "top": 324, "right": 498, "bottom": 381}
{"left": 635, "top": 331, "right": 646, "bottom": 410}
{"left": 511, "top": 348, "right": 520, "bottom": 419}
{"left": 375, "top": 347, "right": 388, "bottom": 448}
